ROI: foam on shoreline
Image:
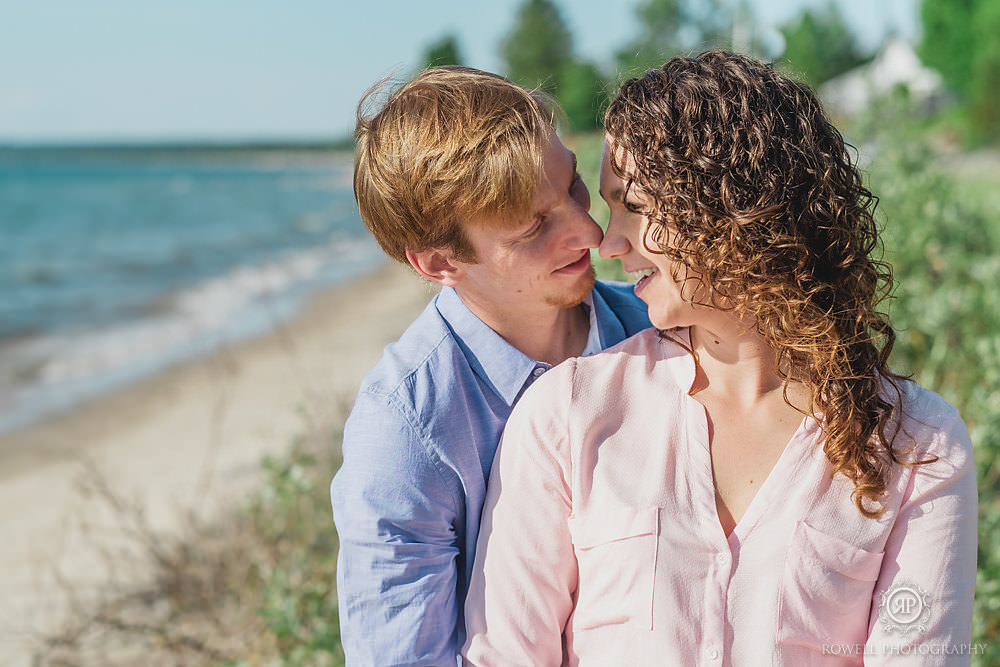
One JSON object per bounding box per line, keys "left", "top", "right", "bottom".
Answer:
{"left": 0, "top": 237, "right": 384, "bottom": 437}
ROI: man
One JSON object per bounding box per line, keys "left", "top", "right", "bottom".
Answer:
{"left": 330, "top": 66, "right": 650, "bottom": 666}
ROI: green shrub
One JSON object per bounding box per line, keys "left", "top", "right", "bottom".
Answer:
{"left": 853, "top": 98, "right": 1000, "bottom": 661}
{"left": 247, "top": 435, "right": 346, "bottom": 666}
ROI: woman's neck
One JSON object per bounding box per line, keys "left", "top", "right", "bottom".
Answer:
{"left": 688, "top": 324, "right": 810, "bottom": 414}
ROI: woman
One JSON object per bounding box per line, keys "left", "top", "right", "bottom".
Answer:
{"left": 462, "top": 51, "right": 976, "bottom": 666}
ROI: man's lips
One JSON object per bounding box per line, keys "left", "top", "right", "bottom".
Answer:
{"left": 555, "top": 251, "right": 593, "bottom": 274}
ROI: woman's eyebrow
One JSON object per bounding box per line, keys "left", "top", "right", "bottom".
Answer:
{"left": 599, "top": 187, "right": 625, "bottom": 203}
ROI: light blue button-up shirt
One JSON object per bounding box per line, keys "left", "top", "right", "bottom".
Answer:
{"left": 331, "top": 281, "right": 650, "bottom": 666}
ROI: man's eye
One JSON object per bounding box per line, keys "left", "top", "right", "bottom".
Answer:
{"left": 625, "top": 201, "right": 643, "bottom": 214}
{"left": 522, "top": 218, "right": 544, "bottom": 239}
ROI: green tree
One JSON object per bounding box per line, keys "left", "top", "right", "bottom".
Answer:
{"left": 500, "top": 0, "right": 574, "bottom": 93}
{"left": 422, "top": 35, "right": 463, "bottom": 68}
{"left": 968, "top": 0, "right": 1000, "bottom": 140}
{"left": 919, "top": 0, "right": 977, "bottom": 98}
{"left": 557, "top": 61, "right": 608, "bottom": 131}
{"left": 615, "top": 0, "right": 683, "bottom": 74}
{"left": 777, "top": 3, "right": 870, "bottom": 88}
{"left": 921, "top": 0, "right": 1000, "bottom": 141}
{"left": 615, "top": 0, "right": 732, "bottom": 75}
{"left": 500, "top": 0, "right": 606, "bottom": 131}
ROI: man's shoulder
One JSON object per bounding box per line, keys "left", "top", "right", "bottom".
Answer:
{"left": 594, "top": 278, "right": 637, "bottom": 298}
{"left": 357, "top": 295, "right": 457, "bottom": 400}
{"left": 342, "top": 295, "right": 476, "bottom": 471}
{"left": 594, "top": 279, "right": 643, "bottom": 308}
{"left": 593, "top": 279, "right": 650, "bottom": 334}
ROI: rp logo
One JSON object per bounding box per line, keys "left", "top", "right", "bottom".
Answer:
{"left": 879, "top": 582, "right": 931, "bottom": 635}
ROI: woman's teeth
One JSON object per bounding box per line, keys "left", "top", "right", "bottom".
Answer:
{"left": 632, "top": 268, "right": 657, "bottom": 283}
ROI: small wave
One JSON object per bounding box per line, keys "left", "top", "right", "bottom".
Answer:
{"left": 0, "top": 234, "right": 384, "bottom": 435}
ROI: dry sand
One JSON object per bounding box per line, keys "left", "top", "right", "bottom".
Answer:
{"left": 0, "top": 262, "right": 434, "bottom": 665}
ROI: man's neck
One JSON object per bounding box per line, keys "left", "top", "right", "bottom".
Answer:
{"left": 454, "top": 290, "right": 591, "bottom": 366}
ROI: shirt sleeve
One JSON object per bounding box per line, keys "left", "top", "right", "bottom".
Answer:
{"left": 865, "top": 404, "right": 978, "bottom": 665}
{"left": 331, "top": 389, "right": 463, "bottom": 666}
{"left": 462, "top": 364, "right": 578, "bottom": 666}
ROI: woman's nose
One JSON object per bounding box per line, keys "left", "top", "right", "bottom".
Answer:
{"left": 598, "top": 214, "right": 629, "bottom": 259}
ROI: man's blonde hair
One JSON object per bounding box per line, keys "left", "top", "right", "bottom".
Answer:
{"left": 353, "top": 66, "right": 556, "bottom": 263}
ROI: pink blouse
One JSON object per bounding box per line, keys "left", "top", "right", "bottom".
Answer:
{"left": 463, "top": 328, "right": 977, "bottom": 666}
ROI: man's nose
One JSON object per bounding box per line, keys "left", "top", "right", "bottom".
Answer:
{"left": 565, "top": 205, "right": 604, "bottom": 249}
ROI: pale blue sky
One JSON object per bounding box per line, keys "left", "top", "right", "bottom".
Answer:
{"left": 0, "top": 0, "right": 918, "bottom": 143}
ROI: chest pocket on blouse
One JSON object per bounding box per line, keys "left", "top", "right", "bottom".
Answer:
{"left": 777, "top": 521, "right": 884, "bottom": 653}
{"left": 568, "top": 505, "right": 659, "bottom": 631}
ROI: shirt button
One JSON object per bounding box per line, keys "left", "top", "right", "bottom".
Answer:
{"left": 706, "top": 647, "right": 719, "bottom": 660}
{"left": 716, "top": 552, "right": 728, "bottom": 563}
{"left": 532, "top": 367, "right": 546, "bottom": 377}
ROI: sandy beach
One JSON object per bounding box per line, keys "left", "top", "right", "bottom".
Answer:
{"left": 0, "top": 262, "right": 434, "bottom": 665}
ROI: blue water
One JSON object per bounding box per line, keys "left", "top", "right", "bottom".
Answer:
{"left": 0, "top": 146, "right": 384, "bottom": 434}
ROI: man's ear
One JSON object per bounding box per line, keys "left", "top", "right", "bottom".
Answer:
{"left": 405, "top": 247, "right": 466, "bottom": 287}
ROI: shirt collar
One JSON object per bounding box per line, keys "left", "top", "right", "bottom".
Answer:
{"left": 580, "top": 292, "right": 602, "bottom": 357}
{"left": 435, "top": 285, "right": 619, "bottom": 406}
{"left": 435, "top": 287, "right": 543, "bottom": 407}
{"left": 588, "top": 283, "right": 633, "bottom": 354}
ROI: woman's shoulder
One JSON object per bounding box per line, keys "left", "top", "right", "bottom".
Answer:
{"left": 557, "top": 328, "right": 694, "bottom": 400}
{"left": 520, "top": 329, "right": 692, "bottom": 415}
{"left": 891, "top": 378, "right": 972, "bottom": 466}
{"left": 568, "top": 327, "right": 692, "bottom": 385}
{"left": 585, "top": 326, "right": 690, "bottom": 366}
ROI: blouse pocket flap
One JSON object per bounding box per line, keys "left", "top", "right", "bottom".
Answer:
{"left": 797, "top": 521, "right": 884, "bottom": 582}
{"left": 569, "top": 505, "right": 659, "bottom": 550}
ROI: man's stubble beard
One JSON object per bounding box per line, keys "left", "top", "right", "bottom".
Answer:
{"left": 544, "top": 265, "right": 596, "bottom": 309}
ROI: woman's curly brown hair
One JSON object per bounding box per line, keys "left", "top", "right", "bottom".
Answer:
{"left": 605, "top": 50, "right": 923, "bottom": 517}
